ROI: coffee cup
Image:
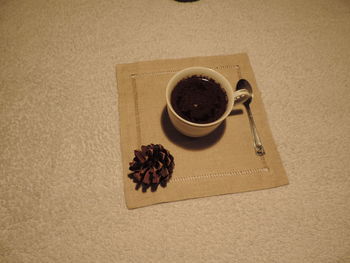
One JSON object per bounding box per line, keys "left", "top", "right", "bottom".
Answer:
{"left": 166, "top": 67, "right": 251, "bottom": 137}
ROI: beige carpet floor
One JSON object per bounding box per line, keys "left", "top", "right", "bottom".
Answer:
{"left": 1, "top": 0, "right": 349, "bottom": 262}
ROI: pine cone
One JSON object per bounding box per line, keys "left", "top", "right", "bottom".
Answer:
{"left": 128, "top": 144, "right": 175, "bottom": 192}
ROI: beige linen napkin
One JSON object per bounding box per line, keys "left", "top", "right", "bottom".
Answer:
{"left": 117, "top": 53, "right": 288, "bottom": 209}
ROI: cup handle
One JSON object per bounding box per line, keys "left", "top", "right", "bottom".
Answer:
{"left": 232, "top": 89, "right": 251, "bottom": 106}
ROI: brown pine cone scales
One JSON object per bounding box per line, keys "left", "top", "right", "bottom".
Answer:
{"left": 128, "top": 144, "right": 175, "bottom": 192}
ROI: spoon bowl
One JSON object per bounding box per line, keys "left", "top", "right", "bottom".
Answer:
{"left": 236, "top": 79, "right": 253, "bottom": 105}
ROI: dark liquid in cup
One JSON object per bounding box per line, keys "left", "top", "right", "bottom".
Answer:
{"left": 170, "top": 75, "right": 228, "bottom": 124}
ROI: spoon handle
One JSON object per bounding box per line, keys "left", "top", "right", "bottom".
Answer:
{"left": 245, "top": 105, "right": 266, "bottom": 156}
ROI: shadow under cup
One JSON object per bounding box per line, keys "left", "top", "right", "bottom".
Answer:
{"left": 166, "top": 67, "right": 235, "bottom": 137}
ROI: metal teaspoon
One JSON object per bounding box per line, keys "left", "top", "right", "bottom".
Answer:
{"left": 236, "top": 79, "right": 266, "bottom": 156}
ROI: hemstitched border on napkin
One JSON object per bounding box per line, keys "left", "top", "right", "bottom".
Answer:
{"left": 130, "top": 64, "right": 240, "bottom": 78}
{"left": 130, "top": 64, "right": 269, "bottom": 184}
{"left": 173, "top": 167, "right": 270, "bottom": 182}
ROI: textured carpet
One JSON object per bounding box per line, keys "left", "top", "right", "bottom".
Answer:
{"left": 1, "top": 0, "right": 349, "bottom": 262}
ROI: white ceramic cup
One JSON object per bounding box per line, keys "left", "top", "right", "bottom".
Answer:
{"left": 166, "top": 67, "right": 251, "bottom": 137}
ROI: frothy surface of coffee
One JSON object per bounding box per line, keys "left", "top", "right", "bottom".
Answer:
{"left": 170, "top": 75, "right": 228, "bottom": 124}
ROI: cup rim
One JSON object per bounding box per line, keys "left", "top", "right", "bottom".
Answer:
{"left": 166, "top": 66, "right": 234, "bottom": 127}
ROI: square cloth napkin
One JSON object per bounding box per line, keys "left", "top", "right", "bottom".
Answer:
{"left": 117, "top": 53, "right": 288, "bottom": 209}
